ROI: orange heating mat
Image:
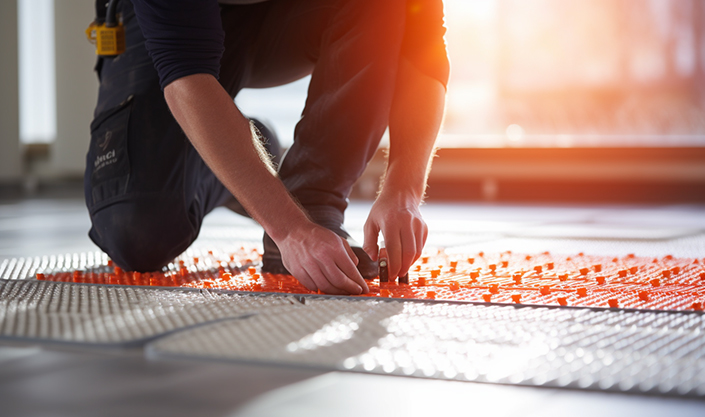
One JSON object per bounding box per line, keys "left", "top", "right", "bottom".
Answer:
{"left": 35, "top": 246, "right": 705, "bottom": 312}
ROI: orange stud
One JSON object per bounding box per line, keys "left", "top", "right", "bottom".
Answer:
{"left": 449, "top": 281, "right": 460, "bottom": 291}
{"left": 511, "top": 294, "right": 521, "bottom": 304}
{"left": 431, "top": 269, "right": 440, "bottom": 278}
{"left": 482, "top": 293, "right": 492, "bottom": 302}
{"left": 426, "top": 291, "right": 436, "bottom": 299}
{"left": 450, "top": 260, "right": 458, "bottom": 268}
{"left": 627, "top": 253, "right": 635, "bottom": 258}
{"left": 540, "top": 286, "right": 551, "bottom": 295}
{"left": 36, "top": 273, "right": 45, "bottom": 281}
{"left": 414, "top": 265, "right": 422, "bottom": 272}
{"left": 692, "top": 302, "right": 703, "bottom": 311}
{"left": 107, "top": 260, "right": 114, "bottom": 267}
{"left": 467, "top": 257, "right": 475, "bottom": 264}
{"left": 593, "top": 264, "right": 602, "bottom": 273}
{"left": 417, "top": 277, "right": 426, "bottom": 286}
{"left": 422, "top": 256, "right": 429, "bottom": 264}
{"left": 501, "top": 261, "right": 509, "bottom": 268}
{"left": 577, "top": 287, "right": 587, "bottom": 297}
{"left": 478, "top": 251, "right": 485, "bottom": 257}
{"left": 229, "top": 254, "right": 235, "bottom": 262}
{"left": 596, "top": 276, "right": 605, "bottom": 285}
{"left": 469, "top": 271, "right": 480, "bottom": 281}
{"left": 546, "top": 262, "right": 554, "bottom": 270}
{"left": 670, "top": 266, "right": 680, "bottom": 275}
{"left": 664, "top": 255, "right": 673, "bottom": 260}
{"left": 252, "top": 273, "right": 260, "bottom": 280}
{"left": 612, "top": 257, "right": 619, "bottom": 263}
{"left": 662, "top": 270, "right": 671, "bottom": 278}
{"left": 193, "top": 257, "right": 199, "bottom": 264}
{"left": 525, "top": 255, "right": 532, "bottom": 261}
{"left": 577, "top": 252, "right": 584, "bottom": 257}
{"left": 579, "top": 267, "right": 589, "bottom": 276}
{"left": 557, "top": 297, "right": 568, "bottom": 306}
{"left": 650, "top": 278, "right": 660, "bottom": 287}
{"left": 608, "top": 298, "right": 619, "bottom": 308}
{"left": 638, "top": 291, "right": 649, "bottom": 301}
{"left": 618, "top": 269, "right": 627, "bottom": 278}
{"left": 700, "top": 272, "right": 705, "bottom": 280}
{"left": 489, "top": 264, "right": 497, "bottom": 272}
{"left": 534, "top": 265, "right": 542, "bottom": 274}
{"left": 380, "top": 289, "right": 391, "bottom": 298}
{"left": 559, "top": 274, "right": 568, "bottom": 281}
{"left": 114, "top": 266, "right": 123, "bottom": 275}
{"left": 513, "top": 274, "right": 522, "bottom": 284}
{"left": 248, "top": 266, "right": 257, "bottom": 275}
{"left": 489, "top": 284, "right": 499, "bottom": 294}
{"left": 203, "top": 281, "right": 212, "bottom": 288}
{"left": 221, "top": 272, "right": 232, "bottom": 281}
{"left": 629, "top": 266, "right": 638, "bottom": 274}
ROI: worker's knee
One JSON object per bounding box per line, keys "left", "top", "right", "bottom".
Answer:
{"left": 88, "top": 197, "right": 196, "bottom": 272}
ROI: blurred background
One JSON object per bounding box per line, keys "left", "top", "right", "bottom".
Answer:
{"left": 1, "top": 0, "right": 704, "bottom": 202}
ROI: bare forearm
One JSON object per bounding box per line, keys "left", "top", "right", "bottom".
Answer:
{"left": 164, "top": 74, "right": 310, "bottom": 241}
{"left": 385, "top": 57, "right": 446, "bottom": 202}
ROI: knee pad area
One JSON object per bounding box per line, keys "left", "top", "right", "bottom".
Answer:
{"left": 89, "top": 198, "right": 196, "bottom": 272}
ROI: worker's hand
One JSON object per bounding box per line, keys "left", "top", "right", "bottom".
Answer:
{"left": 277, "top": 222, "right": 369, "bottom": 295}
{"left": 363, "top": 191, "right": 428, "bottom": 280}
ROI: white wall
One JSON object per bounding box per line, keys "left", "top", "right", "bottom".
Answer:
{"left": 0, "top": 1, "right": 22, "bottom": 181}
{"left": 52, "top": 0, "right": 98, "bottom": 175}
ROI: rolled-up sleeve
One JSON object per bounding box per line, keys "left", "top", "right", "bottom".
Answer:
{"left": 402, "top": 0, "right": 450, "bottom": 89}
{"left": 131, "top": 0, "right": 225, "bottom": 89}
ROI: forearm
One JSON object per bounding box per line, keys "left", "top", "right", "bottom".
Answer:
{"left": 384, "top": 57, "right": 446, "bottom": 203}
{"left": 164, "top": 74, "right": 310, "bottom": 241}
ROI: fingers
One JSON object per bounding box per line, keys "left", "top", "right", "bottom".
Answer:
{"left": 363, "top": 220, "right": 380, "bottom": 261}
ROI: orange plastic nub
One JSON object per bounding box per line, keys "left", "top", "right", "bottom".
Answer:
{"left": 525, "top": 255, "right": 532, "bottom": 261}
{"left": 638, "top": 291, "right": 649, "bottom": 301}
{"left": 579, "top": 268, "right": 589, "bottom": 276}
{"left": 193, "top": 257, "right": 199, "bottom": 264}
{"left": 671, "top": 266, "right": 681, "bottom": 275}
{"left": 114, "top": 266, "right": 123, "bottom": 275}
{"left": 593, "top": 264, "right": 602, "bottom": 272}
{"left": 627, "top": 253, "right": 635, "bottom": 258}
{"left": 380, "top": 289, "right": 391, "bottom": 297}
{"left": 221, "top": 272, "right": 232, "bottom": 281}
{"left": 693, "top": 302, "right": 703, "bottom": 311}
{"left": 540, "top": 286, "right": 551, "bottom": 295}
{"left": 534, "top": 265, "right": 542, "bottom": 274}
{"left": 650, "top": 278, "right": 660, "bottom": 287}
{"left": 618, "top": 269, "right": 628, "bottom": 278}
{"left": 467, "top": 257, "right": 475, "bottom": 264}
{"left": 557, "top": 297, "right": 568, "bottom": 306}
{"left": 203, "top": 281, "right": 212, "bottom": 288}
{"left": 107, "top": 260, "right": 114, "bottom": 267}
{"left": 559, "top": 274, "right": 568, "bottom": 281}
{"left": 608, "top": 298, "right": 619, "bottom": 308}
{"left": 426, "top": 291, "right": 436, "bottom": 299}
{"left": 501, "top": 261, "right": 509, "bottom": 268}
{"left": 489, "top": 284, "right": 499, "bottom": 294}
{"left": 449, "top": 281, "right": 460, "bottom": 291}
{"left": 431, "top": 269, "right": 440, "bottom": 278}
{"left": 482, "top": 294, "right": 492, "bottom": 302}
{"left": 418, "top": 277, "right": 426, "bottom": 286}
{"left": 511, "top": 294, "right": 521, "bottom": 304}
{"left": 596, "top": 276, "right": 605, "bottom": 285}
{"left": 546, "top": 262, "right": 554, "bottom": 270}
{"left": 664, "top": 254, "right": 673, "bottom": 260}
{"left": 421, "top": 256, "right": 429, "bottom": 264}
{"left": 478, "top": 251, "right": 485, "bottom": 257}
{"left": 450, "top": 260, "right": 458, "bottom": 268}
{"left": 248, "top": 266, "right": 257, "bottom": 275}
{"left": 36, "top": 273, "right": 45, "bottom": 281}
{"left": 489, "top": 264, "right": 497, "bottom": 272}
{"left": 662, "top": 270, "right": 671, "bottom": 278}
{"left": 469, "top": 271, "right": 480, "bottom": 280}
{"left": 700, "top": 272, "right": 705, "bottom": 280}
{"left": 513, "top": 274, "right": 522, "bottom": 284}
{"left": 577, "top": 288, "right": 587, "bottom": 297}
{"left": 252, "top": 273, "right": 260, "bottom": 280}
{"left": 629, "top": 266, "right": 638, "bottom": 274}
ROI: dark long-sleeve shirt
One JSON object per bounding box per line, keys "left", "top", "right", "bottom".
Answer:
{"left": 130, "top": 0, "right": 449, "bottom": 90}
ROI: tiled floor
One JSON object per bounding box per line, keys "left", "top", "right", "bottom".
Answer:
{"left": 1, "top": 196, "right": 704, "bottom": 416}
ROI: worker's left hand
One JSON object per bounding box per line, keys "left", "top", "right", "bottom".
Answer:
{"left": 363, "top": 191, "right": 428, "bottom": 280}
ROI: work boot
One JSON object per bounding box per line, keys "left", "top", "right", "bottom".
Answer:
{"left": 223, "top": 118, "right": 282, "bottom": 217}
{"left": 262, "top": 205, "right": 378, "bottom": 280}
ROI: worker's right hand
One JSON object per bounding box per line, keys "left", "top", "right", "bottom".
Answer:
{"left": 276, "top": 222, "right": 369, "bottom": 295}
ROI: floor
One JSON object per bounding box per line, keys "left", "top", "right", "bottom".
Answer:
{"left": 1, "top": 195, "right": 704, "bottom": 416}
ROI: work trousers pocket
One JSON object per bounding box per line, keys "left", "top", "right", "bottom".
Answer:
{"left": 86, "top": 95, "right": 133, "bottom": 213}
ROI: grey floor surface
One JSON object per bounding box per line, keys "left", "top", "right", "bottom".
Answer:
{"left": 1, "top": 196, "right": 705, "bottom": 416}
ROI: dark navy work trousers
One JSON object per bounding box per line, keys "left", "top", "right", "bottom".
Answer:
{"left": 86, "top": 0, "right": 407, "bottom": 271}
